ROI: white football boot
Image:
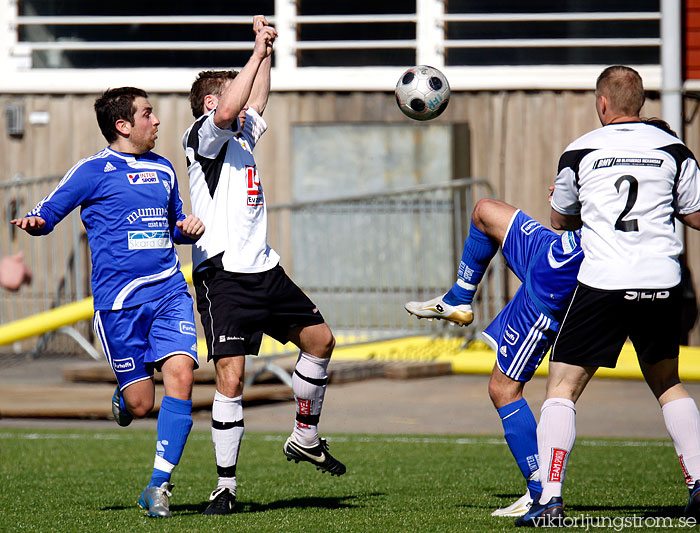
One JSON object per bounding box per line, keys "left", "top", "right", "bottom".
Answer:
{"left": 491, "top": 489, "right": 533, "bottom": 517}
{"left": 404, "top": 294, "right": 473, "bottom": 326}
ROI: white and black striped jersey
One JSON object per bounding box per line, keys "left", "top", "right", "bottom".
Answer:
{"left": 552, "top": 121, "right": 700, "bottom": 290}
{"left": 183, "top": 107, "right": 280, "bottom": 273}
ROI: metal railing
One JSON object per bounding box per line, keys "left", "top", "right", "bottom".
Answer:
{"left": 267, "top": 178, "right": 505, "bottom": 343}
{"left": 0, "top": 175, "right": 507, "bottom": 358}
{"left": 0, "top": 174, "right": 94, "bottom": 356}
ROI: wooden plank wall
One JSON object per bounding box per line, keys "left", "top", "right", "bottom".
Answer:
{"left": 4, "top": 90, "right": 700, "bottom": 345}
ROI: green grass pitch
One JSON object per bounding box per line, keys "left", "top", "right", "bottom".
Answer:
{"left": 0, "top": 428, "right": 693, "bottom": 532}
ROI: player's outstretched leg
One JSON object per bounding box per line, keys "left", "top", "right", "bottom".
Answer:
{"left": 404, "top": 294, "right": 474, "bottom": 326}
{"left": 405, "top": 216, "right": 498, "bottom": 326}
{"left": 284, "top": 350, "right": 346, "bottom": 476}
{"left": 111, "top": 385, "right": 133, "bottom": 427}
{"left": 138, "top": 482, "right": 174, "bottom": 518}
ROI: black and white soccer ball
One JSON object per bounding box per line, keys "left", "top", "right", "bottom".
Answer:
{"left": 395, "top": 65, "right": 450, "bottom": 121}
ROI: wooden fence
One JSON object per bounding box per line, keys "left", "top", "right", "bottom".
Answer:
{"left": 3, "top": 89, "right": 700, "bottom": 345}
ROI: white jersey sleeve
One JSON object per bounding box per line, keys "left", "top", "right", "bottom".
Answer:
{"left": 551, "top": 150, "right": 591, "bottom": 216}
{"left": 193, "top": 110, "right": 236, "bottom": 158}
{"left": 674, "top": 156, "right": 700, "bottom": 215}
{"left": 240, "top": 107, "right": 267, "bottom": 149}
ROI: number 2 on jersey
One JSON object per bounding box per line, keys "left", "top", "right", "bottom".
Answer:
{"left": 614, "top": 175, "right": 639, "bottom": 232}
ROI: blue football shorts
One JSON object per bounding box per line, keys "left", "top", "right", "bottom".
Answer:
{"left": 482, "top": 210, "right": 560, "bottom": 382}
{"left": 93, "top": 290, "right": 199, "bottom": 390}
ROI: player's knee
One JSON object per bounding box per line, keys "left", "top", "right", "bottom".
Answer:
{"left": 488, "top": 382, "right": 515, "bottom": 408}
{"left": 487, "top": 380, "right": 501, "bottom": 406}
{"left": 314, "top": 330, "right": 335, "bottom": 358}
{"left": 216, "top": 369, "right": 245, "bottom": 397}
{"left": 169, "top": 372, "right": 194, "bottom": 396}
{"left": 488, "top": 373, "right": 522, "bottom": 408}
{"left": 472, "top": 198, "right": 499, "bottom": 228}
{"left": 127, "top": 398, "right": 155, "bottom": 418}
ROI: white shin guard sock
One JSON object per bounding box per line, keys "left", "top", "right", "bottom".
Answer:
{"left": 662, "top": 397, "right": 700, "bottom": 488}
{"left": 211, "top": 391, "right": 244, "bottom": 492}
{"left": 292, "top": 351, "right": 330, "bottom": 447}
{"left": 538, "top": 398, "right": 576, "bottom": 504}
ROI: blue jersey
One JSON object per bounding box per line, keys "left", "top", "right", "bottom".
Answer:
{"left": 28, "top": 147, "right": 195, "bottom": 311}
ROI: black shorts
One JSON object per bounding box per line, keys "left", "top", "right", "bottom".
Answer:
{"left": 193, "top": 264, "right": 325, "bottom": 359}
{"left": 550, "top": 283, "right": 682, "bottom": 368}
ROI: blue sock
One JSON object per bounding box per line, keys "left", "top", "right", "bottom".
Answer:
{"left": 497, "top": 398, "right": 541, "bottom": 498}
{"left": 443, "top": 222, "right": 498, "bottom": 305}
{"left": 148, "top": 396, "right": 193, "bottom": 488}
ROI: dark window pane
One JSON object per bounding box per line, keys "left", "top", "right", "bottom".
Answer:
{"left": 20, "top": 0, "right": 274, "bottom": 16}
{"left": 300, "top": 22, "right": 414, "bottom": 41}
{"left": 445, "top": 0, "right": 659, "bottom": 13}
{"left": 300, "top": 49, "right": 414, "bottom": 67}
{"left": 446, "top": 20, "right": 658, "bottom": 40}
{"left": 299, "top": 0, "right": 415, "bottom": 15}
{"left": 446, "top": 46, "right": 659, "bottom": 66}
{"left": 31, "top": 50, "right": 261, "bottom": 69}
{"left": 20, "top": 24, "right": 257, "bottom": 42}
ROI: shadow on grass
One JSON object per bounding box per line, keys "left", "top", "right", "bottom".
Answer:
{"left": 104, "top": 493, "right": 385, "bottom": 516}
{"left": 102, "top": 504, "right": 204, "bottom": 516}
{"left": 199, "top": 493, "right": 385, "bottom": 514}
{"left": 492, "top": 492, "right": 523, "bottom": 500}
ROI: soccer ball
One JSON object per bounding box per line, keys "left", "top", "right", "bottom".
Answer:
{"left": 395, "top": 65, "right": 450, "bottom": 121}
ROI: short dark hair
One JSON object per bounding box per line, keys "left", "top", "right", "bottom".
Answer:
{"left": 189, "top": 70, "right": 238, "bottom": 118}
{"left": 94, "top": 87, "right": 148, "bottom": 143}
{"left": 643, "top": 117, "right": 678, "bottom": 138}
{"left": 595, "top": 65, "right": 645, "bottom": 117}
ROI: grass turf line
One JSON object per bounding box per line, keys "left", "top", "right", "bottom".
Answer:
{"left": 0, "top": 429, "right": 690, "bottom": 532}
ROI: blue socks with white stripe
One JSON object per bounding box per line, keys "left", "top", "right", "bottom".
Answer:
{"left": 497, "top": 398, "right": 542, "bottom": 498}
{"left": 148, "top": 396, "right": 193, "bottom": 488}
{"left": 443, "top": 222, "right": 498, "bottom": 306}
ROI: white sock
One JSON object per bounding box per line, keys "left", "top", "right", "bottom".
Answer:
{"left": 538, "top": 398, "right": 576, "bottom": 504}
{"left": 292, "top": 351, "right": 330, "bottom": 447}
{"left": 662, "top": 397, "right": 700, "bottom": 488}
{"left": 211, "top": 391, "right": 244, "bottom": 493}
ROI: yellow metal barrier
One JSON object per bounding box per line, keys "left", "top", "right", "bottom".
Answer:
{"left": 2, "top": 260, "right": 700, "bottom": 383}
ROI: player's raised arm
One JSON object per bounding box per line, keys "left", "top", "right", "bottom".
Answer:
{"left": 247, "top": 53, "right": 272, "bottom": 116}
{"left": 253, "top": 15, "right": 269, "bottom": 34}
{"left": 213, "top": 20, "right": 277, "bottom": 129}
{"left": 247, "top": 17, "right": 273, "bottom": 116}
